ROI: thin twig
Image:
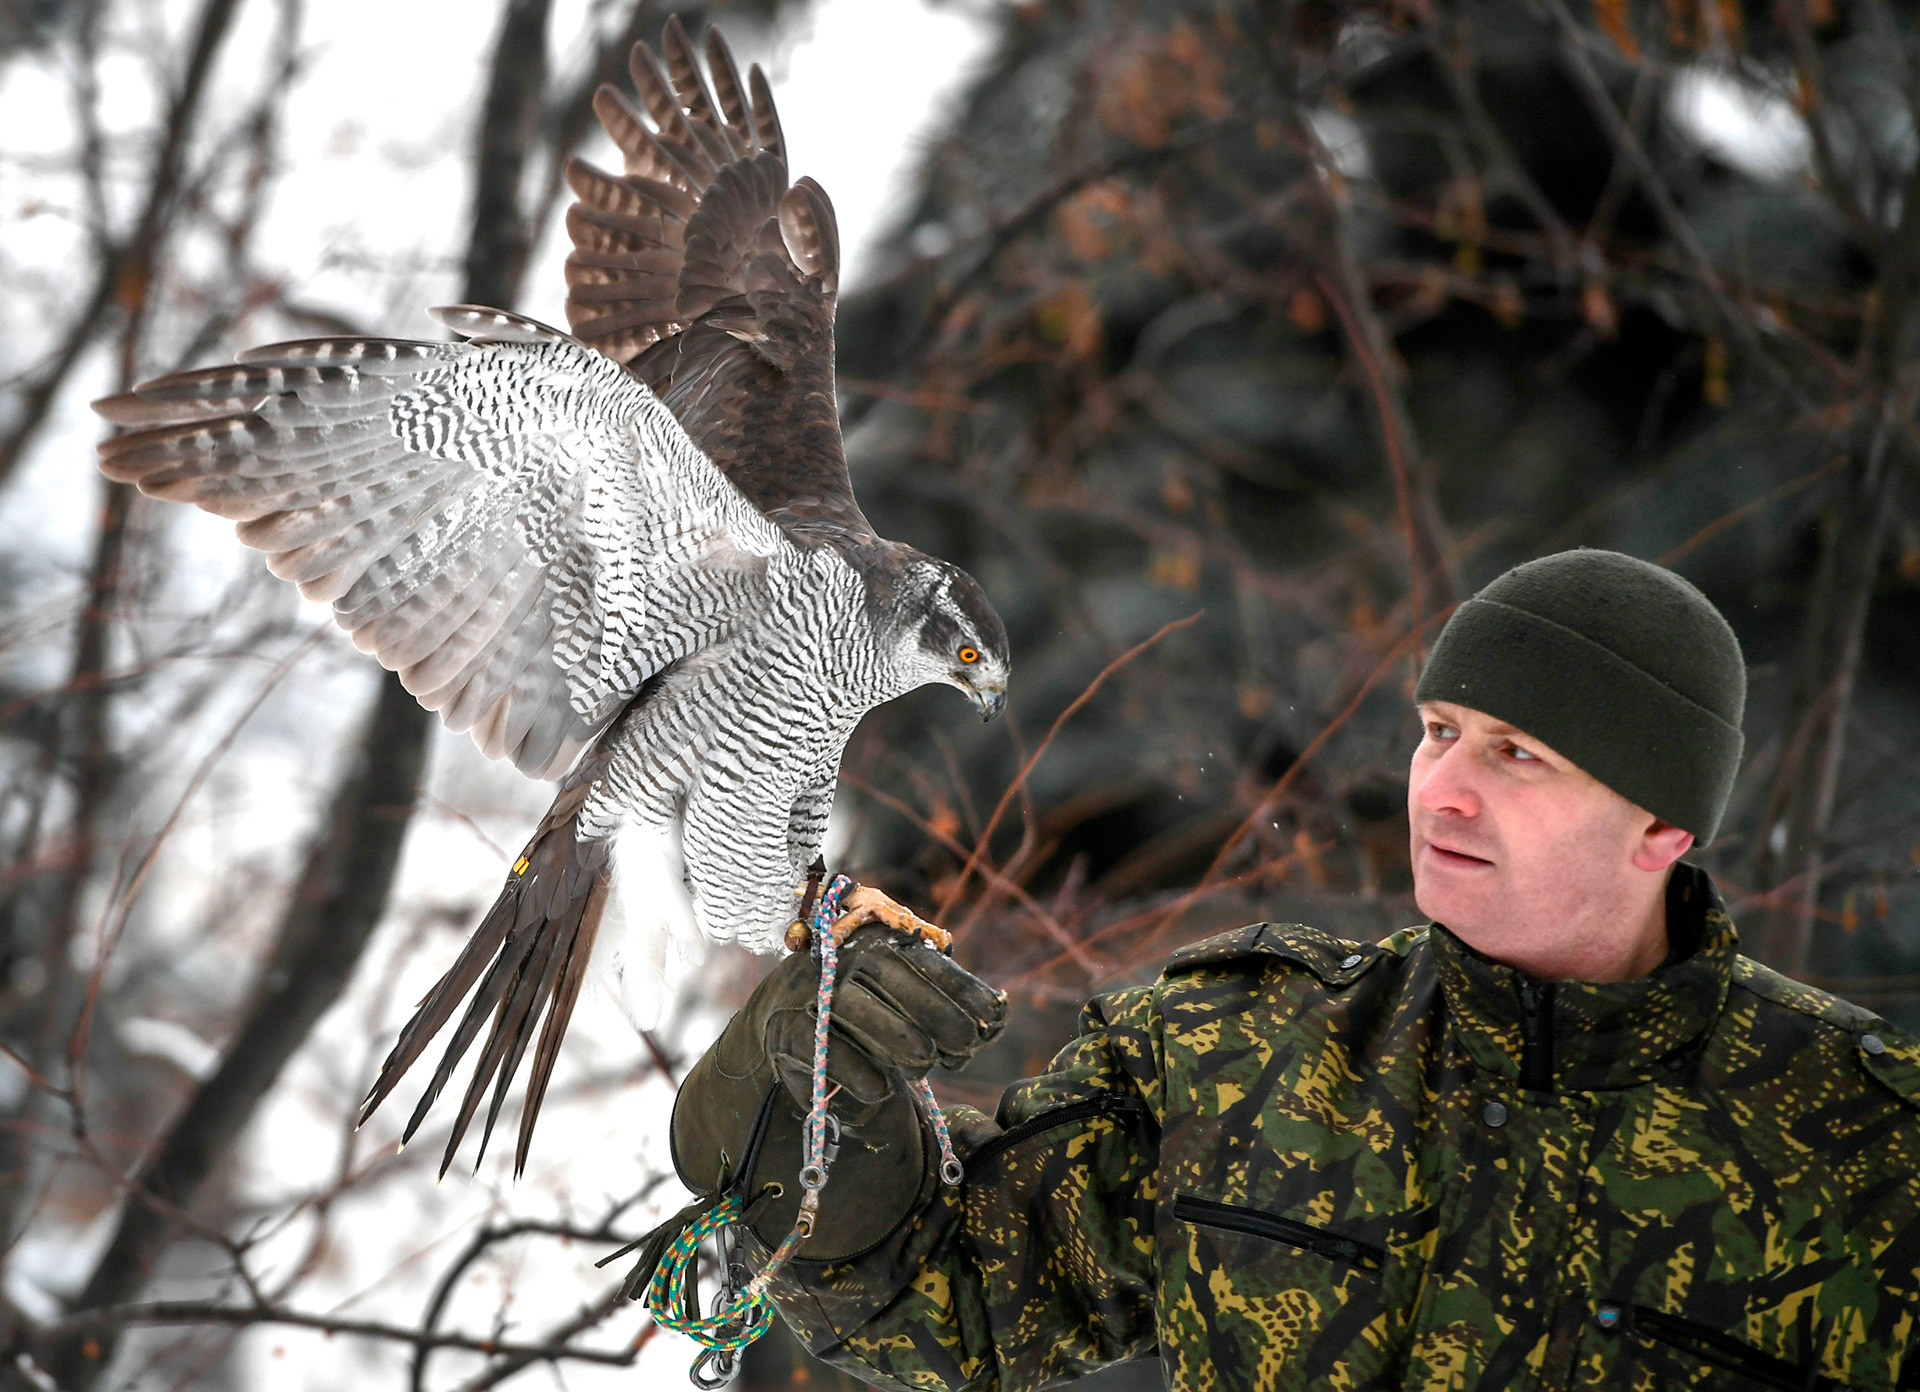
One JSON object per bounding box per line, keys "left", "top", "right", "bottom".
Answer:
{"left": 933, "top": 612, "right": 1203, "bottom": 923}
{"left": 840, "top": 770, "right": 1102, "bottom": 973}
{"left": 412, "top": 1208, "right": 652, "bottom": 1392}
{"left": 67, "top": 629, "right": 327, "bottom": 1090}
{"left": 1165, "top": 604, "right": 1459, "bottom": 942}
{"left": 1535, "top": 0, "right": 1803, "bottom": 403}
{"left": 42, "top": 1299, "right": 642, "bottom": 1368}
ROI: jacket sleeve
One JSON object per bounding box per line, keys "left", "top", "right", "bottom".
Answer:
{"left": 756, "top": 981, "right": 1166, "bottom": 1392}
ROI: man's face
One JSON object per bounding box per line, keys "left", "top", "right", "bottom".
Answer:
{"left": 1407, "top": 700, "right": 1693, "bottom": 974}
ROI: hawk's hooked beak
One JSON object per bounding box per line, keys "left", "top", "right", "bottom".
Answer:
{"left": 970, "top": 681, "right": 1007, "bottom": 722}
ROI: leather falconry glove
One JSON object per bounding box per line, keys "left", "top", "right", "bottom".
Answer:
{"left": 671, "top": 923, "right": 1008, "bottom": 1262}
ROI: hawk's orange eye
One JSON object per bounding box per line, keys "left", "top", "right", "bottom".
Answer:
{"left": 958, "top": 646, "right": 979, "bottom": 664}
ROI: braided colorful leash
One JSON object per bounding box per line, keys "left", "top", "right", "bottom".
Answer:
{"left": 916, "top": 1077, "right": 965, "bottom": 1184}
{"left": 645, "top": 876, "right": 965, "bottom": 1370}
{"left": 644, "top": 1191, "right": 772, "bottom": 1351}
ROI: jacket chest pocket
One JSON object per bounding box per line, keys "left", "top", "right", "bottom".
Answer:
{"left": 1173, "top": 1194, "right": 1386, "bottom": 1271}
{"left": 1591, "top": 1299, "right": 1908, "bottom": 1392}
{"left": 1160, "top": 1191, "right": 1412, "bottom": 1391}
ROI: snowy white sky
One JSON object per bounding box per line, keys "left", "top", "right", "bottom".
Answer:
{"left": 0, "top": 1, "right": 995, "bottom": 1386}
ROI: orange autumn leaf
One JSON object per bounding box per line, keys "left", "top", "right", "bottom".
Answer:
{"left": 1293, "top": 828, "right": 1330, "bottom": 889}
{"left": 1716, "top": 0, "right": 1744, "bottom": 48}
{"left": 1581, "top": 281, "right": 1619, "bottom": 337}
{"left": 1595, "top": 0, "right": 1641, "bottom": 55}
{"left": 1148, "top": 548, "right": 1202, "bottom": 590}
{"left": 1055, "top": 197, "right": 1114, "bottom": 263}
{"left": 1703, "top": 338, "right": 1729, "bottom": 405}
{"left": 1095, "top": 19, "right": 1230, "bottom": 148}
{"left": 1288, "top": 286, "right": 1327, "bottom": 333}
{"left": 928, "top": 801, "right": 962, "bottom": 840}
{"left": 1662, "top": 0, "right": 1693, "bottom": 48}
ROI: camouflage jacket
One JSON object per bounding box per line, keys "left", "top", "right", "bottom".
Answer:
{"left": 761, "top": 865, "right": 1920, "bottom": 1390}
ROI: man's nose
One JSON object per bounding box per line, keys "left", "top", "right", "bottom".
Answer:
{"left": 1414, "top": 741, "right": 1481, "bottom": 818}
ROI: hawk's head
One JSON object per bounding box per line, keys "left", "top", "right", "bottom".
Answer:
{"left": 888, "top": 556, "right": 1010, "bottom": 720}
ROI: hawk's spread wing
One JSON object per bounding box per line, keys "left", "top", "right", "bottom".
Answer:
{"left": 565, "top": 18, "right": 869, "bottom": 545}
{"left": 95, "top": 308, "right": 789, "bottom": 778}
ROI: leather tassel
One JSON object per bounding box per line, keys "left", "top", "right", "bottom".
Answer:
{"left": 599, "top": 1191, "right": 718, "bottom": 1299}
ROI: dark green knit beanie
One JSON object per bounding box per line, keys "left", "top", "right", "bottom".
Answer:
{"left": 1413, "top": 549, "right": 1746, "bottom": 842}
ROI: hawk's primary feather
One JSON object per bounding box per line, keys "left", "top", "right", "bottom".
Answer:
{"left": 565, "top": 22, "right": 864, "bottom": 545}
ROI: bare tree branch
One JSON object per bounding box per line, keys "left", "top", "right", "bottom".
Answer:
{"left": 0, "top": 0, "right": 254, "bottom": 1296}
{"left": 15, "top": 0, "right": 633, "bottom": 1381}
{"left": 35, "top": 669, "right": 433, "bottom": 1387}
{"left": 410, "top": 1200, "right": 659, "bottom": 1392}
{"left": 1420, "top": 8, "right": 1579, "bottom": 277}
{"left": 1255, "top": 0, "right": 1458, "bottom": 634}
{"left": 1534, "top": 0, "right": 1803, "bottom": 404}
{"left": 1781, "top": 0, "right": 1884, "bottom": 257}
{"left": 1741, "top": 29, "right": 1920, "bottom": 969}
{"left": 0, "top": 0, "right": 249, "bottom": 490}
{"left": 39, "top": 1298, "right": 642, "bottom": 1368}
{"left": 840, "top": 123, "right": 1227, "bottom": 438}
{"left": 449, "top": 1286, "right": 642, "bottom": 1392}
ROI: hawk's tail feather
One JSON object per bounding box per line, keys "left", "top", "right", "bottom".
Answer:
{"left": 436, "top": 873, "right": 594, "bottom": 1180}
{"left": 358, "top": 807, "right": 611, "bottom": 1179}
{"left": 520, "top": 874, "right": 609, "bottom": 1161}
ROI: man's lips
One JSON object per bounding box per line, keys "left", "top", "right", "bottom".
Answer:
{"left": 1422, "top": 839, "right": 1494, "bottom": 868}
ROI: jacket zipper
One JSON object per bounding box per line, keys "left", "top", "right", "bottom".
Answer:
{"left": 963, "top": 1092, "right": 1148, "bottom": 1176}
{"left": 1602, "top": 1302, "right": 1845, "bottom": 1391}
{"left": 1173, "top": 1193, "right": 1386, "bottom": 1271}
{"left": 1518, "top": 978, "right": 1555, "bottom": 1091}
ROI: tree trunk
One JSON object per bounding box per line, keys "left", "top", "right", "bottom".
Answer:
{"left": 1744, "top": 155, "right": 1920, "bottom": 970}
{"left": 23, "top": 0, "right": 564, "bottom": 1383}
{"left": 36, "top": 672, "right": 434, "bottom": 1388}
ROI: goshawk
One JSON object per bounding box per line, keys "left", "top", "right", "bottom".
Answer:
{"left": 92, "top": 20, "right": 1009, "bottom": 1176}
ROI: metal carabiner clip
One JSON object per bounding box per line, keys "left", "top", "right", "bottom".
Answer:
{"left": 799, "top": 1112, "right": 842, "bottom": 1192}
{"left": 687, "top": 1214, "right": 748, "bottom": 1386}
{"left": 820, "top": 1111, "right": 841, "bottom": 1169}
{"left": 690, "top": 1344, "right": 739, "bottom": 1388}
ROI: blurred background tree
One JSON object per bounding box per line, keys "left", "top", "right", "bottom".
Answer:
{"left": 0, "top": 0, "right": 1916, "bottom": 1388}
{"left": 842, "top": 0, "right": 1920, "bottom": 1028}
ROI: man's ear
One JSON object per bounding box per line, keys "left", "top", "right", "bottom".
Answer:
{"left": 1632, "top": 818, "right": 1694, "bottom": 873}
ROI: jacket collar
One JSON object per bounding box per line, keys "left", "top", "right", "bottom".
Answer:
{"left": 1428, "top": 863, "right": 1737, "bottom": 1092}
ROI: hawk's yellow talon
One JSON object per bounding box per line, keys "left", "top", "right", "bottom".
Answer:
{"left": 828, "top": 886, "right": 952, "bottom": 952}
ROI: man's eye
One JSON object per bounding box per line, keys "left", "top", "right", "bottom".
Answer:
{"left": 1427, "top": 722, "right": 1457, "bottom": 741}
{"left": 1506, "top": 743, "right": 1539, "bottom": 761}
